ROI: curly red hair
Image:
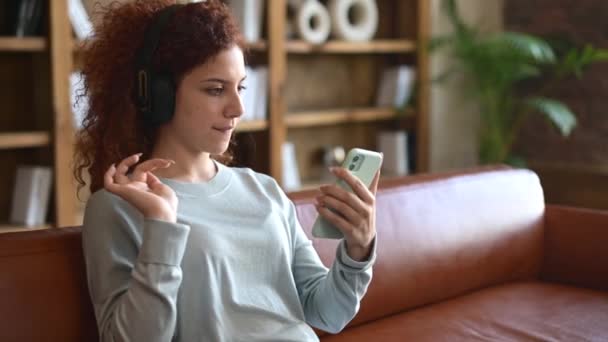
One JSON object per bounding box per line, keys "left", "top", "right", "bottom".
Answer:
{"left": 74, "top": 0, "right": 245, "bottom": 194}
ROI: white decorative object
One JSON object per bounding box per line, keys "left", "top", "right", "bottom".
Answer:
{"left": 377, "top": 131, "right": 409, "bottom": 176}
{"left": 328, "top": 0, "right": 378, "bottom": 42}
{"left": 282, "top": 142, "right": 302, "bottom": 192}
{"left": 68, "top": 0, "right": 94, "bottom": 40}
{"left": 229, "top": 0, "right": 265, "bottom": 43}
{"left": 376, "top": 65, "right": 416, "bottom": 108}
{"left": 295, "top": 0, "right": 331, "bottom": 44}
{"left": 10, "top": 166, "right": 53, "bottom": 227}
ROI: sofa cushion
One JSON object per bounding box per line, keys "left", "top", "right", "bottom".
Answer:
{"left": 292, "top": 168, "right": 545, "bottom": 328}
{"left": 320, "top": 281, "right": 608, "bottom": 341}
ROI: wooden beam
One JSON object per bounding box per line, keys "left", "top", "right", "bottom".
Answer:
{"left": 49, "top": 0, "right": 79, "bottom": 227}
{"left": 416, "top": 0, "right": 431, "bottom": 173}
{"left": 268, "top": 0, "right": 287, "bottom": 185}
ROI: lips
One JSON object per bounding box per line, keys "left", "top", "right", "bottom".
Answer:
{"left": 213, "top": 126, "right": 234, "bottom": 132}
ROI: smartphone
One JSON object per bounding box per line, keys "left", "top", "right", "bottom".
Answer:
{"left": 312, "top": 148, "right": 383, "bottom": 239}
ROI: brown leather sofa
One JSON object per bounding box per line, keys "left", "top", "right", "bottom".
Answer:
{"left": 1, "top": 166, "right": 607, "bottom": 341}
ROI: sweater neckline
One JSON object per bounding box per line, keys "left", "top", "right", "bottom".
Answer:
{"left": 158, "top": 159, "right": 232, "bottom": 198}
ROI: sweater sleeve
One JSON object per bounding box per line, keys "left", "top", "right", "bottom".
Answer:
{"left": 82, "top": 190, "right": 190, "bottom": 342}
{"left": 286, "top": 199, "right": 377, "bottom": 334}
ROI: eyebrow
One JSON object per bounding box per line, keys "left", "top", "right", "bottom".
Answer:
{"left": 201, "top": 76, "right": 247, "bottom": 84}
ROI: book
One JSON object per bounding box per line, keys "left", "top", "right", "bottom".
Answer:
{"left": 376, "top": 65, "right": 416, "bottom": 108}
{"left": 10, "top": 166, "right": 53, "bottom": 227}
{"left": 254, "top": 66, "right": 268, "bottom": 121}
{"left": 282, "top": 142, "right": 301, "bottom": 192}
{"left": 229, "top": 0, "right": 265, "bottom": 43}
{"left": 241, "top": 66, "right": 258, "bottom": 122}
{"left": 377, "top": 131, "right": 409, "bottom": 176}
{"left": 5, "top": 0, "right": 43, "bottom": 37}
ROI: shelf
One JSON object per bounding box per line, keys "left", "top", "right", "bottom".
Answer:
{"left": 236, "top": 120, "right": 268, "bottom": 132}
{"left": 286, "top": 39, "right": 416, "bottom": 54}
{"left": 286, "top": 107, "right": 410, "bottom": 128}
{"left": 245, "top": 40, "right": 267, "bottom": 51}
{"left": 0, "top": 37, "right": 46, "bottom": 52}
{"left": 0, "top": 132, "right": 51, "bottom": 149}
{"left": 0, "top": 223, "right": 52, "bottom": 234}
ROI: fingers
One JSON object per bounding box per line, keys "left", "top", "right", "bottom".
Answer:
{"left": 146, "top": 171, "right": 163, "bottom": 189}
{"left": 132, "top": 158, "right": 175, "bottom": 181}
{"left": 320, "top": 182, "right": 367, "bottom": 216}
{"left": 115, "top": 153, "right": 142, "bottom": 184}
{"left": 315, "top": 204, "right": 354, "bottom": 236}
{"left": 370, "top": 169, "right": 381, "bottom": 194}
{"left": 316, "top": 194, "right": 362, "bottom": 226}
{"left": 104, "top": 163, "right": 119, "bottom": 193}
{"left": 330, "top": 167, "right": 375, "bottom": 205}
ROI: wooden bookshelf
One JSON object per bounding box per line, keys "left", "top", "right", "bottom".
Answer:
{"left": 285, "top": 107, "right": 410, "bottom": 128}
{"left": 0, "top": 0, "right": 430, "bottom": 227}
{"left": 286, "top": 39, "right": 416, "bottom": 54}
{"left": 0, "top": 132, "right": 51, "bottom": 149}
{"left": 0, "top": 37, "right": 46, "bottom": 52}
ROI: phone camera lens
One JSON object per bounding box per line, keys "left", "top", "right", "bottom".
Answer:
{"left": 353, "top": 156, "right": 360, "bottom": 162}
{"left": 349, "top": 164, "right": 355, "bottom": 170}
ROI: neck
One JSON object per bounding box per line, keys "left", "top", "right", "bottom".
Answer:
{"left": 150, "top": 135, "right": 217, "bottom": 183}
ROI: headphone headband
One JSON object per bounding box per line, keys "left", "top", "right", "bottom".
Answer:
{"left": 136, "top": 4, "right": 180, "bottom": 70}
{"left": 135, "top": 4, "right": 181, "bottom": 125}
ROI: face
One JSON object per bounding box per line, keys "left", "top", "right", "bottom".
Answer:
{"left": 168, "top": 45, "right": 246, "bottom": 155}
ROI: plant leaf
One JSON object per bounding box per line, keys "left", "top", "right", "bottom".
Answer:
{"left": 496, "top": 32, "right": 556, "bottom": 64}
{"left": 526, "top": 97, "right": 577, "bottom": 136}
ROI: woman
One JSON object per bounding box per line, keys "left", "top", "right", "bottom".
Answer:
{"left": 75, "top": 1, "right": 378, "bottom": 341}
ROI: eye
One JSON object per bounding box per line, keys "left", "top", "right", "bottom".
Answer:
{"left": 207, "top": 87, "right": 223, "bottom": 96}
{"left": 238, "top": 85, "right": 247, "bottom": 93}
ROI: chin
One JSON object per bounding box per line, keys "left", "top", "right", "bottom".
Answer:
{"left": 207, "top": 142, "right": 231, "bottom": 156}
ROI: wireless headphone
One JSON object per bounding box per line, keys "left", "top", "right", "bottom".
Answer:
{"left": 135, "top": 4, "right": 181, "bottom": 127}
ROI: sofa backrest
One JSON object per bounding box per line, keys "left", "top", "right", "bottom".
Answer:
{"left": 290, "top": 167, "right": 546, "bottom": 328}
{"left": 0, "top": 167, "right": 545, "bottom": 340}
{"left": 0, "top": 227, "right": 98, "bottom": 342}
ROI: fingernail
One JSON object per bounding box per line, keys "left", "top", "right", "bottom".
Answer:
{"left": 166, "top": 159, "right": 176, "bottom": 164}
{"left": 136, "top": 153, "right": 143, "bottom": 157}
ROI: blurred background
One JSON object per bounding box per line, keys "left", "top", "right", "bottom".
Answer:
{"left": 0, "top": 0, "right": 605, "bottom": 232}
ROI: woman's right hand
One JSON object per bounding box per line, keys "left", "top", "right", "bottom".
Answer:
{"left": 104, "top": 153, "right": 178, "bottom": 223}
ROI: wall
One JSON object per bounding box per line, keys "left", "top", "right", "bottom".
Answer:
{"left": 504, "top": 0, "right": 608, "bottom": 209}
{"left": 505, "top": 0, "right": 608, "bottom": 166}
{"left": 429, "top": 0, "right": 503, "bottom": 171}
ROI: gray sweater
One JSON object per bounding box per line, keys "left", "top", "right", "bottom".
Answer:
{"left": 82, "top": 161, "right": 376, "bottom": 341}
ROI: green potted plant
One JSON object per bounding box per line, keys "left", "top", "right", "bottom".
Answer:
{"left": 431, "top": 0, "right": 608, "bottom": 166}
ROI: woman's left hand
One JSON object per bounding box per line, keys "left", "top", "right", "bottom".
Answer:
{"left": 315, "top": 167, "right": 380, "bottom": 261}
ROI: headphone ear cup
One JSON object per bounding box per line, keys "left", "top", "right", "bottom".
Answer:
{"left": 148, "top": 73, "right": 176, "bottom": 126}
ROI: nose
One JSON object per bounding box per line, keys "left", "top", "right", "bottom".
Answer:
{"left": 225, "top": 88, "right": 244, "bottom": 119}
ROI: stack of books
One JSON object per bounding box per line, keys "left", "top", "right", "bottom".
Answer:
{"left": 3, "top": 0, "right": 44, "bottom": 37}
